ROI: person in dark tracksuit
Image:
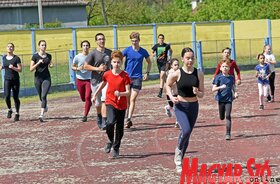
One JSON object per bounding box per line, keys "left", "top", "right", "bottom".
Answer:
{"left": 166, "top": 47, "right": 204, "bottom": 173}
{"left": 30, "top": 40, "right": 53, "bottom": 122}
{"left": 2, "top": 43, "right": 22, "bottom": 121}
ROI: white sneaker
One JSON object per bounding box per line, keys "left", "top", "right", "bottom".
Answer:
{"left": 175, "top": 121, "right": 179, "bottom": 128}
{"left": 174, "top": 147, "right": 182, "bottom": 166}
{"left": 176, "top": 165, "right": 182, "bottom": 173}
{"left": 39, "top": 115, "right": 44, "bottom": 122}
{"left": 165, "top": 105, "right": 172, "bottom": 117}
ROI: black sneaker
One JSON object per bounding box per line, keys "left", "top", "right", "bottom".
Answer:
{"left": 82, "top": 116, "right": 87, "bottom": 122}
{"left": 14, "top": 114, "right": 20, "bottom": 122}
{"left": 125, "top": 120, "right": 133, "bottom": 128}
{"left": 259, "top": 105, "right": 264, "bottom": 110}
{"left": 104, "top": 143, "right": 112, "bottom": 153}
{"left": 7, "top": 110, "right": 12, "bottom": 119}
{"left": 112, "top": 149, "right": 119, "bottom": 158}
{"left": 157, "top": 93, "right": 162, "bottom": 98}
{"left": 97, "top": 116, "right": 102, "bottom": 129}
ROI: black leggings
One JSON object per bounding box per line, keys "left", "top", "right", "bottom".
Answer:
{"left": 4, "top": 79, "right": 20, "bottom": 113}
{"left": 35, "top": 77, "right": 51, "bottom": 108}
{"left": 269, "top": 72, "right": 275, "bottom": 97}
{"left": 218, "top": 102, "right": 232, "bottom": 135}
{"left": 106, "top": 104, "right": 126, "bottom": 150}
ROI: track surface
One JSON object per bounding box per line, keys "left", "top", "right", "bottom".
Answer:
{"left": 0, "top": 73, "right": 279, "bottom": 184}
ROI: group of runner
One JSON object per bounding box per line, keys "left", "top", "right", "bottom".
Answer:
{"left": 1, "top": 33, "right": 277, "bottom": 170}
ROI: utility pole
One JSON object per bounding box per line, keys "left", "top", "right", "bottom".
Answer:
{"left": 38, "top": 0, "right": 44, "bottom": 28}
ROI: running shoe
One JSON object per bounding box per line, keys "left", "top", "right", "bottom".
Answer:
{"left": 14, "top": 114, "right": 20, "bottom": 122}
{"left": 174, "top": 147, "right": 182, "bottom": 167}
{"left": 259, "top": 105, "right": 264, "bottom": 110}
{"left": 225, "top": 134, "right": 231, "bottom": 140}
{"left": 104, "top": 143, "right": 112, "bottom": 153}
{"left": 125, "top": 119, "right": 133, "bottom": 128}
{"left": 7, "top": 110, "right": 12, "bottom": 119}
{"left": 82, "top": 116, "right": 87, "bottom": 122}
{"left": 112, "top": 149, "right": 119, "bottom": 158}
{"left": 165, "top": 105, "right": 172, "bottom": 117}
{"left": 39, "top": 115, "right": 44, "bottom": 122}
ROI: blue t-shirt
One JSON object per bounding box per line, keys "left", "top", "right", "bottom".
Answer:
{"left": 213, "top": 73, "right": 235, "bottom": 102}
{"left": 123, "top": 46, "right": 149, "bottom": 79}
{"left": 255, "top": 63, "right": 270, "bottom": 85}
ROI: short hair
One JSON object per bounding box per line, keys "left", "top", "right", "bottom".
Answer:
{"left": 80, "top": 40, "right": 90, "bottom": 48}
{"left": 130, "top": 32, "right": 140, "bottom": 40}
{"left": 222, "top": 47, "right": 231, "bottom": 53}
{"left": 111, "top": 50, "right": 123, "bottom": 60}
{"left": 38, "top": 40, "right": 46, "bottom": 46}
{"left": 220, "top": 60, "right": 230, "bottom": 66}
{"left": 95, "top": 33, "right": 105, "bottom": 41}
{"left": 158, "top": 34, "right": 164, "bottom": 38}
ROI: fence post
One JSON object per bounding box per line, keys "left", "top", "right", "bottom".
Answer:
{"left": 196, "top": 41, "right": 204, "bottom": 72}
{"left": 152, "top": 23, "right": 157, "bottom": 46}
{"left": 113, "top": 25, "right": 118, "bottom": 50}
{"left": 192, "top": 22, "right": 197, "bottom": 56}
{"left": 68, "top": 50, "right": 76, "bottom": 89}
{"left": 72, "top": 27, "right": 77, "bottom": 52}
{"left": 31, "top": 28, "right": 36, "bottom": 54}
{"left": 267, "top": 19, "right": 272, "bottom": 46}
{"left": 230, "top": 21, "right": 236, "bottom": 61}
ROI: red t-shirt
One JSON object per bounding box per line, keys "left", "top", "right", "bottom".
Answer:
{"left": 103, "top": 70, "right": 131, "bottom": 110}
{"left": 214, "top": 59, "right": 241, "bottom": 80}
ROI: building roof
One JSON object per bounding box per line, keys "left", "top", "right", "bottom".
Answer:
{"left": 0, "top": 0, "right": 88, "bottom": 8}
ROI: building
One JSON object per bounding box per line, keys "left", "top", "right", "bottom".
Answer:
{"left": 0, "top": 0, "right": 88, "bottom": 30}
{"left": 191, "top": 0, "right": 203, "bottom": 10}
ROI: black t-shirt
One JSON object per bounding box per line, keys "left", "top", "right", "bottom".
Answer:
{"left": 2, "top": 55, "right": 21, "bottom": 80}
{"left": 152, "top": 43, "right": 171, "bottom": 63}
{"left": 31, "top": 53, "right": 52, "bottom": 79}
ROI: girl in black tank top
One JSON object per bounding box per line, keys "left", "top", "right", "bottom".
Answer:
{"left": 165, "top": 47, "right": 204, "bottom": 173}
{"left": 177, "top": 67, "right": 199, "bottom": 98}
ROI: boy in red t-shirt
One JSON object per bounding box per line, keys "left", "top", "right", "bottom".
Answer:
{"left": 92, "top": 50, "right": 131, "bottom": 158}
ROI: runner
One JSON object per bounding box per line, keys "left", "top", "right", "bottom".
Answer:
{"left": 92, "top": 50, "right": 131, "bottom": 158}
{"left": 255, "top": 53, "right": 271, "bottom": 110}
{"left": 263, "top": 44, "right": 277, "bottom": 102}
{"left": 1, "top": 43, "right": 22, "bottom": 121}
{"left": 166, "top": 47, "right": 204, "bottom": 173}
{"left": 214, "top": 47, "right": 241, "bottom": 85}
{"left": 84, "top": 33, "right": 112, "bottom": 129}
{"left": 72, "top": 40, "right": 92, "bottom": 122}
{"left": 30, "top": 40, "right": 53, "bottom": 122}
{"left": 122, "top": 32, "right": 152, "bottom": 128}
{"left": 212, "top": 60, "right": 238, "bottom": 141}
{"left": 164, "top": 58, "right": 179, "bottom": 128}
{"left": 152, "top": 34, "right": 172, "bottom": 98}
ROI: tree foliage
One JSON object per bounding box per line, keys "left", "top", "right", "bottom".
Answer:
{"left": 86, "top": 0, "right": 280, "bottom": 26}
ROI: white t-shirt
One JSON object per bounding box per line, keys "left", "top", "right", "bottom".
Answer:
{"left": 264, "top": 53, "right": 276, "bottom": 72}
{"left": 73, "top": 53, "right": 92, "bottom": 80}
